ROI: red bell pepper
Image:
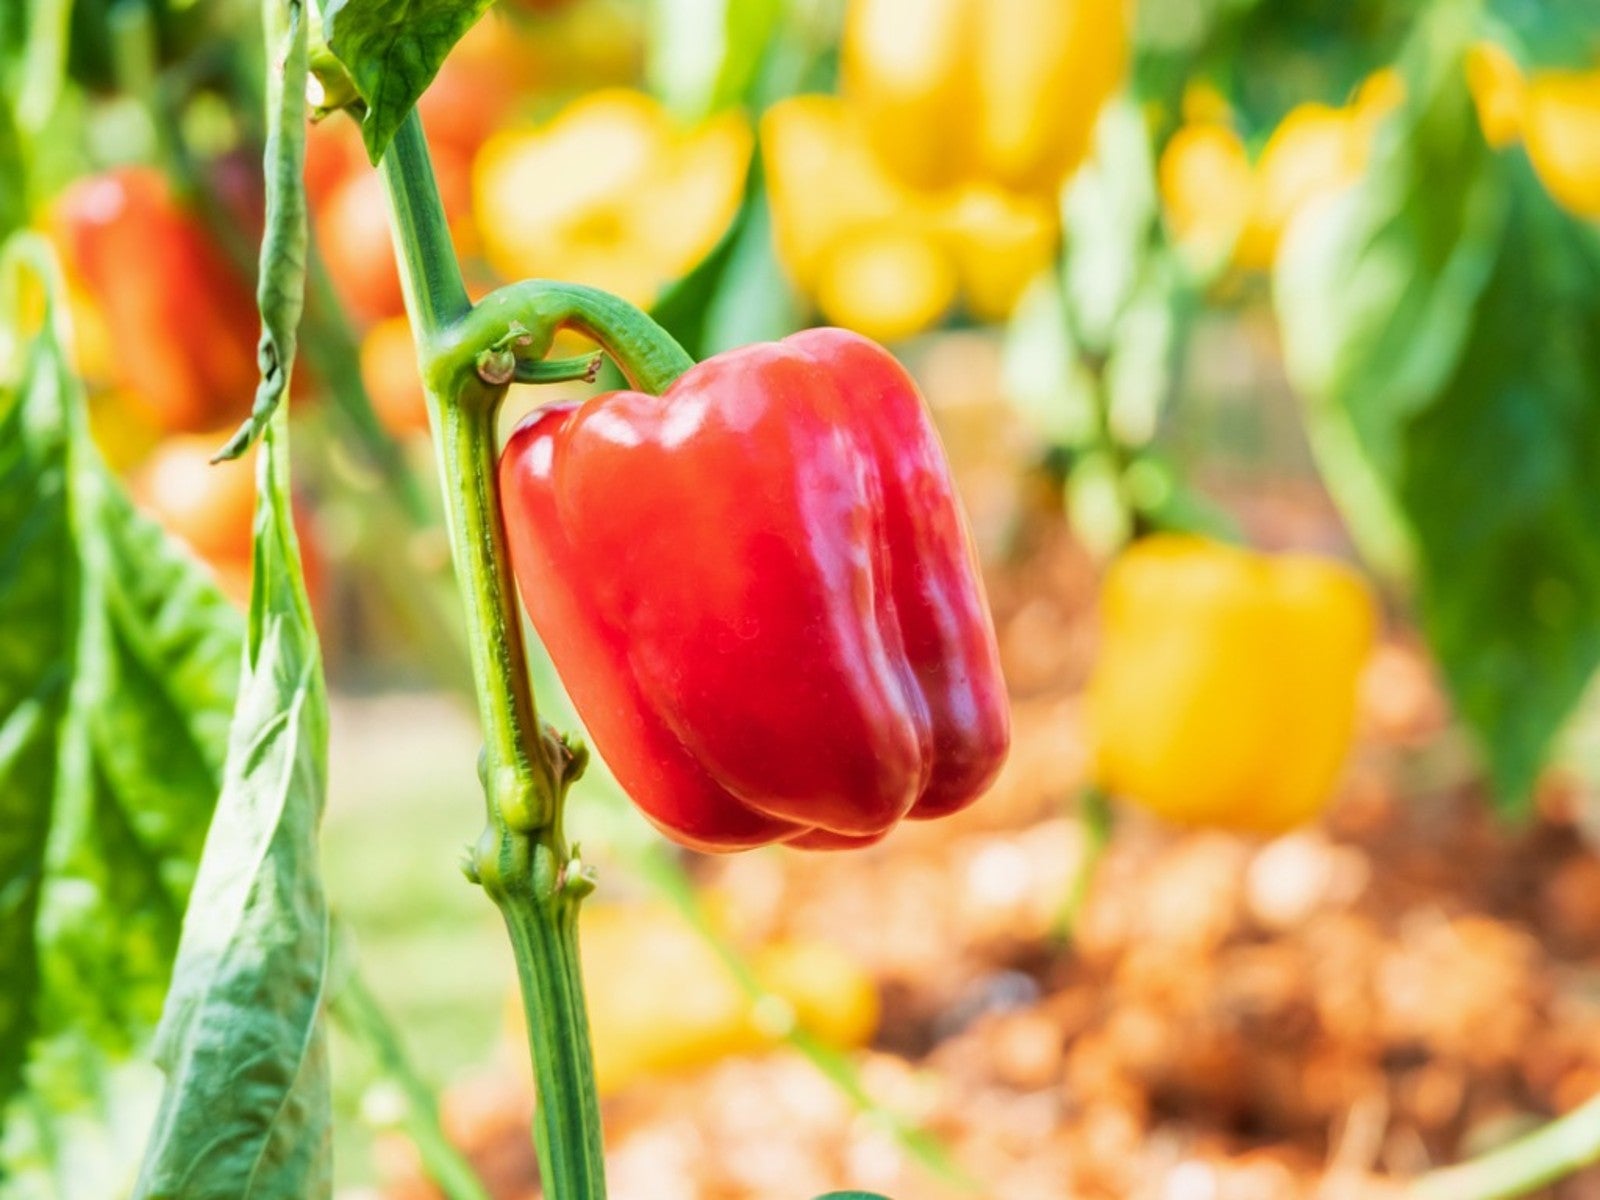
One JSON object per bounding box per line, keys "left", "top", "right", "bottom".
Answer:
{"left": 53, "top": 166, "right": 262, "bottom": 434}
{"left": 498, "top": 328, "right": 1009, "bottom": 852}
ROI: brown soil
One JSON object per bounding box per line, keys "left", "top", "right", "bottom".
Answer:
{"left": 379, "top": 484, "right": 1600, "bottom": 1200}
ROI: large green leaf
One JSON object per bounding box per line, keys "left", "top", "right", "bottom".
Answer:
{"left": 1276, "top": 21, "right": 1600, "bottom": 812}
{"left": 0, "top": 240, "right": 243, "bottom": 1198}
{"left": 135, "top": 0, "right": 332, "bottom": 1192}
{"left": 319, "top": 0, "right": 493, "bottom": 163}
{"left": 131, "top": 405, "right": 333, "bottom": 1198}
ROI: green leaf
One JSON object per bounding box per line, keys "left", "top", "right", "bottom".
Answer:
{"left": 9, "top": 0, "right": 71, "bottom": 137}
{"left": 651, "top": 167, "right": 801, "bottom": 361}
{"left": 217, "top": 0, "right": 310, "bottom": 462}
{"left": 320, "top": 0, "right": 494, "bottom": 163}
{"left": 134, "top": 0, "right": 332, "bottom": 1189}
{"left": 133, "top": 403, "right": 333, "bottom": 1199}
{"left": 0, "top": 97, "right": 24, "bottom": 243}
{"left": 647, "top": 0, "right": 782, "bottom": 120}
{"left": 1276, "top": 18, "right": 1600, "bottom": 812}
{"left": 0, "top": 235, "right": 244, "bottom": 1198}
{"left": 1487, "top": 0, "right": 1600, "bottom": 69}
{"left": 1060, "top": 98, "right": 1160, "bottom": 356}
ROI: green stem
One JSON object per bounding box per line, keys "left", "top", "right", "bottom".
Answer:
{"left": 378, "top": 106, "right": 606, "bottom": 1199}
{"left": 331, "top": 970, "right": 492, "bottom": 1200}
{"left": 1410, "top": 1092, "right": 1600, "bottom": 1200}
{"left": 516, "top": 353, "right": 604, "bottom": 385}
{"left": 1052, "top": 785, "right": 1114, "bottom": 941}
{"left": 436, "top": 279, "right": 693, "bottom": 396}
{"left": 498, "top": 854, "right": 603, "bottom": 1190}
{"left": 426, "top": 393, "right": 557, "bottom": 827}
{"left": 378, "top": 112, "right": 472, "bottom": 343}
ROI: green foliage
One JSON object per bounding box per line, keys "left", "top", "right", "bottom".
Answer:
{"left": 1276, "top": 18, "right": 1600, "bottom": 812}
{"left": 320, "top": 0, "right": 495, "bottom": 163}
{"left": 651, "top": 170, "right": 801, "bottom": 361}
{"left": 136, "top": 0, "right": 333, "bottom": 1188}
{"left": 217, "top": 0, "right": 310, "bottom": 462}
{"left": 647, "top": 0, "right": 783, "bottom": 119}
{"left": 1006, "top": 98, "right": 1232, "bottom": 554}
{"left": 1136, "top": 0, "right": 1417, "bottom": 136}
{"left": 133, "top": 405, "right": 333, "bottom": 1200}
{"left": 0, "top": 236, "right": 243, "bottom": 1198}
{"left": 0, "top": 102, "right": 24, "bottom": 243}
{"left": 1488, "top": 0, "right": 1600, "bottom": 69}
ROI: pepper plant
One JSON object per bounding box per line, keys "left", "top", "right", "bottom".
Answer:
{"left": 15, "top": 0, "right": 1007, "bottom": 1195}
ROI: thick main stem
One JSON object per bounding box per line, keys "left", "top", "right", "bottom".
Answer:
{"left": 378, "top": 108, "right": 606, "bottom": 1199}
{"left": 500, "top": 849, "right": 602, "bottom": 1188}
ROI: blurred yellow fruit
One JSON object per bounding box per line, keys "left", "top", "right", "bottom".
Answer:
{"left": 761, "top": 94, "right": 918, "bottom": 292}
{"left": 1158, "top": 122, "right": 1254, "bottom": 268}
{"left": 1523, "top": 68, "right": 1600, "bottom": 220}
{"left": 563, "top": 902, "right": 879, "bottom": 1096}
{"left": 841, "top": 0, "right": 1130, "bottom": 196}
{"left": 87, "top": 392, "right": 163, "bottom": 474}
{"left": 1349, "top": 66, "right": 1406, "bottom": 140}
{"left": 812, "top": 224, "right": 957, "bottom": 342}
{"left": 1466, "top": 40, "right": 1526, "bottom": 149}
{"left": 753, "top": 940, "right": 880, "bottom": 1051}
{"left": 1180, "top": 79, "right": 1233, "bottom": 126}
{"left": 359, "top": 316, "right": 430, "bottom": 438}
{"left": 474, "top": 90, "right": 752, "bottom": 307}
{"left": 934, "top": 186, "right": 1058, "bottom": 320}
{"left": 1087, "top": 535, "right": 1377, "bottom": 832}
{"left": 1238, "top": 103, "right": 1365, "bottom": 271}
{"left": 762, "top": 95, "right": 1057, "bottom": 336}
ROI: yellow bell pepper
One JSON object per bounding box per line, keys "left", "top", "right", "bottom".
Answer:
{"left": 1157, "top": 122, "right": 1254, "bottom": 270}
{"left": 840, "top": 0, "right": 1130, "bottom": 197}
{"left": 810, "top": 223, "right": 960, "bottom": 343}
{"left": 1161, "top": 78, "right": 1398, "bottom": 275}
{"left": 1236, "top": 102, "right": 1368, "bottom": 271}
{"left": 569, "top": 901, "right": 879, "bottom": 1096}
{"left": 473, "top": 89, "right": 752, "bottom": 309}
{"left": 1086, "top": 535, "right": 1377, "bottom": 832}
{"left": 1466, "top": 41, "right": 1526, "bottom": 149}
{"left": 1522, "top": 68, "right": 1600, "bottom": 220}
{"left": 761, "top": 95, "right": 1057, "bottom": 339}
{"left": 934, "top": 186, "right": 1059, "bottom": 321}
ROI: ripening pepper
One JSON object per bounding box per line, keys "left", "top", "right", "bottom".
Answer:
{"left": 573, "top": 902, "right": 879, "bottom": 1095}
{"left": 1157, "top": 122, "right": 1254, "bottom": 270}
{"left": 840, "top": 0, "right": 1129, "bottom": 197}
{"left": 498, "top": 328, "right": 1010, "bottom": 852}
{"left": 1086, "top": 536, "right": 1377, "bottom": 832}
{"left": 474, "top": 89, "right": 751, "bottom": 309}
{"left": 1160, "top": 74, "right": 1401, "bottom": 275}
{"left": 53, "top": 166, "right": 260, "bottom": 433}
{"left": 1522, "top": 67, "right": 1600, "bottom": 221}
{"left": 1466, "top": 41, "right": 1525, "bottom": 149}
{"left": 761, "top": 95, "right": 1057, "bottom": 340}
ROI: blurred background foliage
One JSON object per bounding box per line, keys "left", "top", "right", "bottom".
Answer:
{"left": 4, "top": 0, "right": 1600, "bottom": 1194}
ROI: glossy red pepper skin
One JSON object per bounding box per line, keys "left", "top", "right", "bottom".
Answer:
{"left": 499, "top": 328, "right": 1009, "bottom": 852}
